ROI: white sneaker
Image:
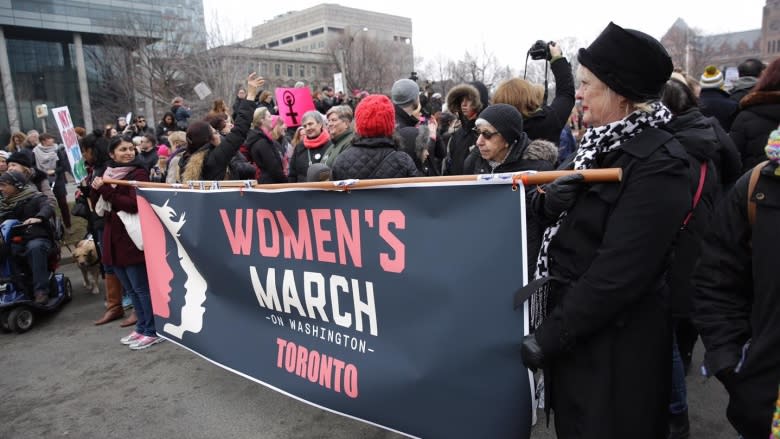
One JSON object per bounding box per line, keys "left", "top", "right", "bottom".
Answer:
{"left": 120, "top": 331, "right": 142, "bottom": 345}
{"left": 129, "top": 335, "right": 164, "bottom": 350}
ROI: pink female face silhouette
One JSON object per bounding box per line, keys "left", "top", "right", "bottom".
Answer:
{"left": 137, "top": 195, "right": 173, "bottom": 318}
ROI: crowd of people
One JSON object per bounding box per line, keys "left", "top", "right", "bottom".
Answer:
{"left": 3, "top": 19, "right": 780, "bottom": 439}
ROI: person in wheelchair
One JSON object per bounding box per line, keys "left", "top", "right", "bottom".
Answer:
{"left": 0, "top": 171, "right": 55, "bottom": 304}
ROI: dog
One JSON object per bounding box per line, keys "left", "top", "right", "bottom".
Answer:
{"left": 72, "top": 238, "right": 101, "bottom": 295}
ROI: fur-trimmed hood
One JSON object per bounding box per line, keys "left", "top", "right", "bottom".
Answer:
{"left": 522, "top": 139, "right": 558, "bottom": 164}
{"left": 180, "top": 147, "right": 210, "bottom": 182}
{"left": 446, "top": 83, "right": 485, "bottom": 117}
{"left": 739, "top": 90, "right": 780, "bottom": 109}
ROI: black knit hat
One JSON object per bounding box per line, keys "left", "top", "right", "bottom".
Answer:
{"left": 186, "top": 121, "right": 212, "bottom": 150}
{"left": 7, "top": 150, "right": 33, "bottom": 169}
{"left": 477, "top": 104, "right": 525, "bottom": 147}
{"left": 0, "top": 170, "right": 28, "bottom": 190}
{"left": 578, "top": 22, "right": 673, "bottom": 102}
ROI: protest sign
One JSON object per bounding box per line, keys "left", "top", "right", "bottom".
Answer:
{"left": 275, "top": 87, "right": 317, "bottom": 127}
{"left": 51, "top": 106, "right": 87, "bottom": 182}
{"left": 137, "top": 181, "right": 532, "bottom": 438}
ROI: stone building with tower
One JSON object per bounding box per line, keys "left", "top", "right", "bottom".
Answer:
{"left": 661, "top": 0, "right": 780, "bottom": 83}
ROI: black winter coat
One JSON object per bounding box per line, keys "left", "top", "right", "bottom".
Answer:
{"left": 693, "top": 164, "right": 780, "bottom": 439}
{"left": 331, "top": 137, "right": 419, "bottom": 180}
{"left": 730, "top": 90, "right": 780, "bottom": 173}
{"left": 394, "top": 104, "right": 419, "bottom": 130}
{"left": 0, "top": 191, "right": 54, "bottom": 240}
{"left": 699, "top": 88, "right": 737, "bottom": 131}
{"left": 155, "top": 113, "right": 177, "bottom": 139}
{"left": 137, "top": 148, "right": 158, "bottom": 172}
{"left": 706, "top": 115, "right": 743, "bottom": 187}
{"left": 178, "top": 99, "right": 254, "bottom": 182}
{"left": 523, "top": 57, "right": 575, "bottom": 144}
{"left": 445, "top": 119, "right": 477, "bottom": 175}
{"left": 288, "top": 138, "right": 333, "bottom": 183}
{"left": 469, "top": 136, "right": 555, "bottom": 277}
{"left": 665, "top": 109, "right": 723, "bottom": 318}
{"left": 444, "top": 83, "right": 488, "bottom": 175}
{"left": 531, "top": 127, "right": 691, "bottom": 438}
{"left": 246, "top": 128, "right": 287, "bottom": 183}
{"left": 53, "top": 146, "right": 71, "bottom": 198}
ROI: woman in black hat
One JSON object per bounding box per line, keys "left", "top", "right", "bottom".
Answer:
{"left": 6, "top": 151, "right": 56, "bottom": 209}
{"left": 520, "top": 22, "right": 692, "bottom": 438}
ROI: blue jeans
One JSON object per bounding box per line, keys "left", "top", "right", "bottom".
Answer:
{"left": 114, "top": 263, "right": 155, "bottom": 336}
{"left": 12, "top": 238, "right": 52, "bottom": 292}
{"left": 94, "top": 226, "right": 113, "bottom": 276}
{"left": 670, "top": 331, "right": 688, "bottom": 414}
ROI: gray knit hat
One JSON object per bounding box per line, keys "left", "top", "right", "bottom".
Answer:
{"left": 391, "top": 79, "right": 420, "bottom": 107}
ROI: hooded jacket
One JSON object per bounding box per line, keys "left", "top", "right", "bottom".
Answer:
{"left": 730, "top": 90, "right": 780, "bottom": 172}
{"left": 444, "top": 82, "right": 488, "bottom": 175}
{"left": 729, "top": 76, "right": 758, "bottom": 103}
{"left": 665, "top": 108, "right": 723, "bottom": 318}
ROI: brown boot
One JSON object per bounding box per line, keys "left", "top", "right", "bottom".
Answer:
{"left": 119, "top": 309, "right": 137, "bottom": 327}
{"left": 94, "top": 273, "right": 124, "bottom": 325}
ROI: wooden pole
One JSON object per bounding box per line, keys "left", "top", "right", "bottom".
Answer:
{"left": 103, "top": 168, "right": 622, "bottom": 190}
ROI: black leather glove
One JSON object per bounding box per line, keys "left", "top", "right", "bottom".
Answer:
{"left": 541, "top": 173, "right": 585, "bottom": 219}
{"left": 521, "top": 334, "right": 545, "bottom": 371}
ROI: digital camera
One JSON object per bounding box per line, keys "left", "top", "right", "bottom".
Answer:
{"left": 529, "top": 40, "right": 552, "bottom": 61}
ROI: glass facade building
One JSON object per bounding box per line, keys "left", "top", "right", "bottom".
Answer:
{"left": 0, "top": 0, "right": 206, "bottom": 142}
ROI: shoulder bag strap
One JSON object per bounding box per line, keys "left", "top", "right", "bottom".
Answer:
{"left": 747, "top": 160, "right": 769, "bottom": 226}
{"left": 682, "top": 161, "right": 708, "bottom": 227}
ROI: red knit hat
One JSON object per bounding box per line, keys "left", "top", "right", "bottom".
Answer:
{"left": 355, "top": 94, "right": 395, "bottom": 138}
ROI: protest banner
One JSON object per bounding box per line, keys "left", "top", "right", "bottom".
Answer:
{"left": 136, "top": 180, "right": 533, "bottom": 438}
{"left": 275, "top": 87, "right": 317, "bottom": 127}
{"left": 51, "top": 106, "right": 87, "bottom": 182}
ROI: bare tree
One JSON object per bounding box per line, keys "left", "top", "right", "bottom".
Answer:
{"left": 444, "top": 44, "right": 513, "bottom": 89}
{"left": 326, "top": 31, "right": 409, "bottom": 94}
{"left": 87, "top": 12, "right": 253, "bottom": 128}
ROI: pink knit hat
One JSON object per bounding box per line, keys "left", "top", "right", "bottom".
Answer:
{"left": 157, "top": 145, "right": 170, "bottom": 158}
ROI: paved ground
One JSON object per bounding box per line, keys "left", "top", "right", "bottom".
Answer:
{"left": 0, "top": 262, "right": 737, "bottom": 439}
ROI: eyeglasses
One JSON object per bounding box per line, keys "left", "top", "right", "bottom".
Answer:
{"left": 137, "top": 119, "right": 146, "bottom": 123}
{"left": 473, "top": 128, "right": 500, "bottom": 140}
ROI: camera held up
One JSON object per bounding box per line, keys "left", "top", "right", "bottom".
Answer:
{"left": 529, "top": 40, "right": 554, "bottom": 61}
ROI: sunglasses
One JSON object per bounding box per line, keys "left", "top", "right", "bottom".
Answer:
{"left": 473, "top": 128, "right": 500, "bottom": 140}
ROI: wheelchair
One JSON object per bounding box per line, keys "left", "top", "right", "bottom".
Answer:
{"left": 0, "top": 219, "right": 71, "bottom": 333}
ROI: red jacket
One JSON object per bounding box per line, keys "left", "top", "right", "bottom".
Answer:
{"left": 96, "top": 166, "right": 148, "bottom": 267}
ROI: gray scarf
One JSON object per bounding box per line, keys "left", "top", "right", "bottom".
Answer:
{"left": 33, "top": 144, "right": 59, "bottom": 174}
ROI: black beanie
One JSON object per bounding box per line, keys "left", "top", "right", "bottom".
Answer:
{"left": 186, "top": 121, "right": 212, "bottom": 150}
{"left": 578, "top": 22, "right": 673, "bottom": 102}
{"left": 0, "top": 170, "right": 28, "bottom": 189}
{"left": 478, "top": 104, "right": 525, "bottom": 147}
{"left": 7, "top": 150, "right": 33, "bottom": 169}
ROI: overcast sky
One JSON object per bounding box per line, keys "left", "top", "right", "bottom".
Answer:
{"left": 202, "top": 0, "right": 767, "bottom": 72}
